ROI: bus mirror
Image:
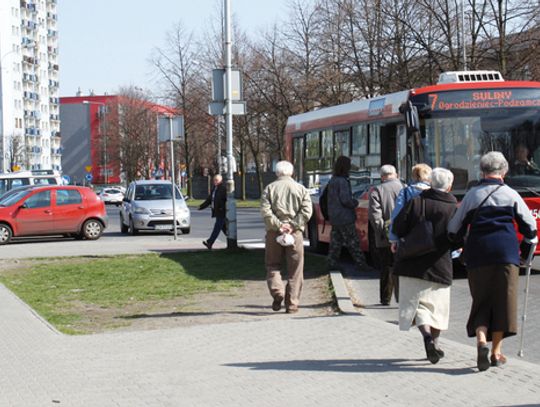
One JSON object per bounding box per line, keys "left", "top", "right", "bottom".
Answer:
{"left": 400, "top": 101, "right": 420, "bottom": 132}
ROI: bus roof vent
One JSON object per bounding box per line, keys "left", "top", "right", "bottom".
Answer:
{"left": 437, "top": 70, "right": 504, "bottom": 84}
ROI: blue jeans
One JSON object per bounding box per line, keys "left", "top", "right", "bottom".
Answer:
{"left": 208, "top": 216, "right": 226, "bottom": 245}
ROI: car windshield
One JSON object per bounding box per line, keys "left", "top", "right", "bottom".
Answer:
{"left": 104, "top": 189, "right": 121, "bottom": 194}
{"left": 134, "top": 184, "right": 182, "bottom": 200}
{"left": 0, "top": 189, "right": 32, "bottom": 207}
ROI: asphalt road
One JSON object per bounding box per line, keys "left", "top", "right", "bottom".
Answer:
{"left": 0, "top": 205, "right": 266, "bottom": 259}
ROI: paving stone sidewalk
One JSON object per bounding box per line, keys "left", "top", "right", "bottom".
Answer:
{"left": 1, "top": 280, "right": 540, "bottom": 407}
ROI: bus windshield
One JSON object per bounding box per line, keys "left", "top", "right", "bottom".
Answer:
{"left": 419, "top": 108, "right": 540, "bottom": 195}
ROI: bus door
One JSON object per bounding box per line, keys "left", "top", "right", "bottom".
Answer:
{"left": 292, "top": 136, "right": 305, "bottom": 185}
{"left": 396, "top": 124, "right": 408, "bottom": 179}
{"left": 380, "top": 124, "right": 398, "bottom": 168}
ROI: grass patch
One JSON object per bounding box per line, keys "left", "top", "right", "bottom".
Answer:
{"left": 0, "top": 250, "right": 327, "bottom": 334}
{"left": 186, "top": 198, "right": 260, "bottom": 208}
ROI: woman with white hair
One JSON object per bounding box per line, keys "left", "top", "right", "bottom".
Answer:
{"left": 448, "top": 151, "right": 537, "bottom": 371}
{"left": 392, "top": 167, "right": 457, "bottom": 364}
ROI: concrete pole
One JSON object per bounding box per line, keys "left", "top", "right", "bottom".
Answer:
{"left": 224, "top": 0, "right": 237, "bottom": 249}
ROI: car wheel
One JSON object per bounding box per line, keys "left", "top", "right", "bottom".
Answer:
{"left": 0, "top": 223, "right": 13, "bottom": 245}
{"left": 129, "top": 217, "right": 138, "bottom": 235}
{"left": 181, "top": 227, "right": 190, "bottom": 234}
{"left": 120, "top": 215, "right": 129, "bottom": 234}
{"left": 81, "top": 219, "right": 103, "bottom": 240}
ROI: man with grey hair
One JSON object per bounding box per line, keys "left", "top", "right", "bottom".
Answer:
{"left": 261, "top": 161, "right": 313, "bottom": 313}
{"left": 369, "top": 164, "right": 404, "bottom": 305}
{"left": 448, "top": 151, "right": 537, "bottom": 371}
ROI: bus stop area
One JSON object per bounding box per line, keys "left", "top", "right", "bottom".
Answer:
{"left": 1, "top": 259, "right": 539, "bottom": 406}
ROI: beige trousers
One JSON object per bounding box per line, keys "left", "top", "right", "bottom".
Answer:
{"left": 265, "top": 230, "right": 304, "bottom": 309}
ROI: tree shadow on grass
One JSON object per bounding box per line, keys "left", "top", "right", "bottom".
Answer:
{"left": 159, "top": 248, "right": 329, "bottom": 282}
{"left": 225, "top": 358, "right": 475, "bottom": 376}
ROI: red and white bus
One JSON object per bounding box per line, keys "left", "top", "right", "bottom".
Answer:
{"left": 284, "top": 70, "right": 540, "bottom": 255}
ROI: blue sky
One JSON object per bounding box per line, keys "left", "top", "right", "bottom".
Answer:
{"left": 58, "top": 0, "right": 289, "bottom": 97}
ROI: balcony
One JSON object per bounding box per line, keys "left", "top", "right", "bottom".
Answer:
{"left": 49, "top": 97, "right": 59, "bottom": 105}
{"left": 48, "top": 79, "right": 59, "bottom": 89}
{"left": 22, "top": 55, "right": 38, "bottom": 65}
{"left": 49, "top": 114, "right": 60, "bottom": 121}
{"left": 50, "top": 147, "right": 63, "bottom": 156}
{"left": 51, "top": 131, "right": 61, "bottom": 138}
{"left": 27, "top": 146, "right": 42, "bottom": 154}
{"left": 48, "top": 63, "right": 59, "bottom": 71}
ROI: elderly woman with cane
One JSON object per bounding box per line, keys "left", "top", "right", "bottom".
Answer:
{"left": 448, "top": 151, "right": 538, "bottom": 372}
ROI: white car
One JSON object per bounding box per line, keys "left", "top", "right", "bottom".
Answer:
{"left": 119, "top": 180, "right": 191, "bottom": 235}
{"left": 99, "top": 188, "right": 124, "bottom": 206}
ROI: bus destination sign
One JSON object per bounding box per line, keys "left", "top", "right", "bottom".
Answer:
{"left": 428, "top": 88, "right": 540, "bottom": 111}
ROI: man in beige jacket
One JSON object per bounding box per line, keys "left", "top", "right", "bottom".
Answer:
{"left": 260, "top": 161, "right": 313, "bottom": 313}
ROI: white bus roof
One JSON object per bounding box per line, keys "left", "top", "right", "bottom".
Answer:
{"left": 285, "top": 90, "right": 410, "bottom": 134}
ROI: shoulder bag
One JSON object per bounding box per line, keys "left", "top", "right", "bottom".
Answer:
{"left": 397, "top": 197, "right": 437, "bottom": 260}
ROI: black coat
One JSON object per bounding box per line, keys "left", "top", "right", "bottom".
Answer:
{"left": 199, "top": 183, "right": 227, "bottom": 218}
{"left": 392, "top": 189, "right": 458, "bottom": 286}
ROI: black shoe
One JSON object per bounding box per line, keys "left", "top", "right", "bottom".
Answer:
{"left": 202, "top": 240, "right": 212, "bottom": 250}
{"left": 424, "top": 338, "right": 440, "bottom": 364}
{"left": 435, "top": 347, "right": 445, "bottom": 358}
{"left": 477, "top": 343, "right": 490, "bottom": 372}
{"left": 272, "top": 295, "right": 283, "bottom": 312}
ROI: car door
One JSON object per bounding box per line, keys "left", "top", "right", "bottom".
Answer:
{"left": 53, "top": 189, "right": 86, "bottom": 232}
{"left": 120, "top": 184, "right": 134, "bottom": 225}
{"left": 14, "top": 189, "right": 53, "bottom": 236}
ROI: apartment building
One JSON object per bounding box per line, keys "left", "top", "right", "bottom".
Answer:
{"left": 0, "top": 0, "right": 60, "bottom": 173}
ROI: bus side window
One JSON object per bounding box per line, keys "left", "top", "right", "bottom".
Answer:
{"left": 11, "top": 178, "right": 29, "bottom": 189}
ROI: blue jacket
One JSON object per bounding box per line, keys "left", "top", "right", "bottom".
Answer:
{"left": 389, "top": 182, "right": 430, "bottom": 242}
{"left": 327, "top": 176, "right": 358, "bottom": 226}
{"left": 447, "top": 178, "right": 537, "bottom": 267}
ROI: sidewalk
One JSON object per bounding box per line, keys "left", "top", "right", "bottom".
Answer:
{"left": 1, "top": 273, "right": 540, "bottom": 406}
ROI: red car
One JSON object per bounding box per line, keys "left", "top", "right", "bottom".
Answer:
{"left": 0, "top": 185, "right": 108, "bottom": 244}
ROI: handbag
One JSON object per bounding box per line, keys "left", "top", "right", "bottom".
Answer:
{"left": 397, "top": 198, "right": 437, "bottom": 260}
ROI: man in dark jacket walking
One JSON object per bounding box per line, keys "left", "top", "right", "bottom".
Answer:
{"left": 368, "top": 164, "right": 404, "bottom": 305}
{"left": 327, "top": 156, "right": 369, "bottom": 271}
{"left": 199, "top": 174, "right": 227, "bottom": 249}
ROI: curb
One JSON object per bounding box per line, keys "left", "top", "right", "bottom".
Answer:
{"left": 329, "top": 270, "right": 359, "bottom": 314}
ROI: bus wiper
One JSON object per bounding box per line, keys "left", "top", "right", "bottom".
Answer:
{"left": 521, "top": 186, "right": 540, "bottom": 197}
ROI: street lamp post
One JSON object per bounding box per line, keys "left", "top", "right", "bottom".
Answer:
{"left": 224, "top": 0, "right": 237, "bottom": 249}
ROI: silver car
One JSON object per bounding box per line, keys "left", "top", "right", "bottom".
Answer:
{"left": 119, "top": 180, "right": 191, "bottom": 235}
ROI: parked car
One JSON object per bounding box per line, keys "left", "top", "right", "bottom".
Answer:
{"left": 99, "top": 187, "right": 124, "bottom": 205}
{"left": 119, "top": 180, "right": 191, "bottom": 235}
{"left": 0, "top": 185, "right": 108, "bottom": 244}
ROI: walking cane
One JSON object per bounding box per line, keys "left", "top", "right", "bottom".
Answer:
{"left": 518, "top": 242, "right": 537, "bottom": 357}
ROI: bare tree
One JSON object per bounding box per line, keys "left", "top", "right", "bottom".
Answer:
{"left": 106, "top": 87, "right": 158, "bottom": 183}
{"left": 6, "top": 134, "right": 24, "bottom": 171}
{"left": 152, "top": 23, "right": 215, "bottom": 196}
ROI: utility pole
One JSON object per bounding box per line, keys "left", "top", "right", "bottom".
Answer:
{"left": 224, "top": 0, "right": 237, "bottom": 249}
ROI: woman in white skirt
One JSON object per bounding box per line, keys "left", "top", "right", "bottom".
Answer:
{"left": 391, "top": 168, "right": 457, "bottom": 364}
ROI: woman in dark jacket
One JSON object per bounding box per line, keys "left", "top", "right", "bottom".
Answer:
{"left": 392, "top": 168, "right": 457, "bottom": 364}
{"left": 326, "top": 156, "right": 369, "bottom": 271}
